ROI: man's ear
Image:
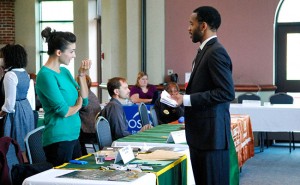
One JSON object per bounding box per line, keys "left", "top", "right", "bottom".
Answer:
{"left": 202, "top": 22, "right": 209, "bottom": 31}
{"left": 114, "top": 89, "right": 119, "bottom": 96}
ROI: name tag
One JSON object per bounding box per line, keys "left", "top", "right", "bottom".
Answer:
{"left": 166, "top": 130, "right": 186, "bottom": 144}
{"left": 114, "top": 146, "right": 135, "bottom": 164}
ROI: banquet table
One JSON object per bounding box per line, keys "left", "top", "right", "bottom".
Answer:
{"left": 22, "top": 169, "right": 156, "bottom": 185}
{"left": 46, "top": 153, "right": 187, "bottom": 185}
{"left": 230, "top": 114, "right": 255, "bottom": 167}
{"left": 230, "top": 104, "right": 300, "bottom": 132}
{"left": 113, "top": 124, "right": 187, "bottom": 148}
{"left": 113, "top": 116, "right": 254, "bottom": 168}
{"left": 113, "top": 117, "right": 254, "bottom": 185}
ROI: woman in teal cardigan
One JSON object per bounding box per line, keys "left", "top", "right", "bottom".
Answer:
{"left": 36, "top": 27, "right": 91, "bottom": 166}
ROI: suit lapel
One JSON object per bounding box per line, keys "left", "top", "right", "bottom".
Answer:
{"left": 186, "top": 38, "right": 217, "bottom": 92}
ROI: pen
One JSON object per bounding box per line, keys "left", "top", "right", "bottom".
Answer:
{"left": 129, "top": 162, "right": 161, "bottom": 166}
{"left": 140, "top": 164, "right": 161, "bottom": 166}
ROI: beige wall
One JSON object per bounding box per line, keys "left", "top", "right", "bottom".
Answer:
{"left": 146, "top": 0, "right": 165, "bottom": 84}
{"left": 15, "top": 0, "right": 38, "bottom": 74}
{"left": 101, "top": 0, "right": 165, "bottom": 102}
{"left": 101, "top": 0, "right": 127, "bottom": 102}
{"left": 126, "top": 0, "right": 141, "bottom": 83}
{"left": 73, "top": 0, "right": 89, "bottom": 76}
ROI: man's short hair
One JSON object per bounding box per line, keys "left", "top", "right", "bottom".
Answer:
{"left": 107, "top": 77, "right": 127, "bottom": 97}
{"left": 193, "top": 6, "right": 221, "bottom": 31}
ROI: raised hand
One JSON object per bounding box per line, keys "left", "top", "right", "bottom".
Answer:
{"left": 78, "top": 59, "right": 92, "bottom": 76}
{"left": 171, "top": 93, "right": 184, "bottom": 106}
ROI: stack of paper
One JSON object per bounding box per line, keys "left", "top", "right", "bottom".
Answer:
{"left": 136, "top": 150, "right": 184, "bottom": 160}
{"left": 160, "top": 90, "right": 178, "bottom": 107}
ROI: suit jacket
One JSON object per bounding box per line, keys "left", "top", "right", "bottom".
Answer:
{"left": 185, "top": 38, "right": 235, "bottom": 150}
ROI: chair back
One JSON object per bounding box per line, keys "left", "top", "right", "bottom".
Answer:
{"left": 269, "top": 92, "right": 294, "bottom": 104}
{"left": 24, "top": 126, "right": 46, "bottom": 164}
{"left": 150, "top": 107, "right": 158, "bottom": 127}
{"left": 237, "top": 93, "right": 261, "bottom": 103}
{"left": 95, "top": 116, "right": 112, "bottom": 150}
{"left": 138, "top": 103, "right": 151, "bottom": 126}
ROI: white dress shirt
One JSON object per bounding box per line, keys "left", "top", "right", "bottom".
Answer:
{"left": 1, "top": 68, "right": 35, "bottom": 113}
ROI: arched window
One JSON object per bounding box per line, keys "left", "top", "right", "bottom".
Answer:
{"left": 275, "top": 0, "right": 300, "bottom": 92}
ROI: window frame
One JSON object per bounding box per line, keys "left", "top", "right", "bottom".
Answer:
{"left": 274, "top": 0, "right": 300, "bottom": 92}
{"left": 38, "top": 0, "right": 75, "bottom": 76}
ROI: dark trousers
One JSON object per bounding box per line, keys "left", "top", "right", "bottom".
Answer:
{"left": 189, "top": 146, "right": 229, "bottom": 185}
{"left": 43, "top": 139, "right": 82, "bottom": 167}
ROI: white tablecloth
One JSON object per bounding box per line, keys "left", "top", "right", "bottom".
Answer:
{"left": 22, "top": 169, "right": 156, "bottom": 185}
{"left": 230, "top": 104, "right": 300, "bottom": 132}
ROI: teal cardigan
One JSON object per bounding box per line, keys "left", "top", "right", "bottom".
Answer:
{"left": 36, "top": 66, "right": 88, "bottom": 147}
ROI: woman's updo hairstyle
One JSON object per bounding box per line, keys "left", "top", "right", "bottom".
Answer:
{"left": 41, "top": 27, "right": 76, "bottom": 55}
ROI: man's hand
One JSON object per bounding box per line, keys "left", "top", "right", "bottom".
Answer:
{"left": 171, "top": 93, "right": 184, "bottom": 106}
{"left": 140, "top": 124, "right": 153, "bottom": 132}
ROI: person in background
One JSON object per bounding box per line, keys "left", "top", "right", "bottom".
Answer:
{"left": 130, "top": 72, "right": 157, "bottom": 104}
{"left": 77, "top": 74, "right": 101, "bottom": 155}
{"left": 172, "top": 6, "right": 235, "bottom": 185}
{"left": 154, "top": 82, "right": 184, "bottom": 124}
{"left": 100, "top": 77, "right": 152, "bottom": 141}
{"left": 0, "top": 44, "right": 35, "bottom": 162}
{"left": 36, "top": 27, "right": 91, "bottom": 166}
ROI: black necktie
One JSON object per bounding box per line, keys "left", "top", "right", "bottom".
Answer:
{"left": 191, "top": 48, "right": 201, "bottom": 71}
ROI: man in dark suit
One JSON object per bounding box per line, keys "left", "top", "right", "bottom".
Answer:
{"left": 172, "top": 6, "right": 235, "bottom": 185}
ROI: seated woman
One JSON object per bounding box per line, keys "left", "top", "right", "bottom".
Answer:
{"left": 154, "top": 82, "right": 184, "bottom": 124}
{"left": 130, "top": 72, "right": 157, "bottom": 104}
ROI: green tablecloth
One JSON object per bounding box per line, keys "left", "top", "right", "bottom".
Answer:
{"left": 117, "top": 124, "right": 184, "bottom": 143}
{"left": 116, "top": 124, "right": 239, "bottom": 185}
{"left": 56, "top": 153, "right": 187, "bottom": 185}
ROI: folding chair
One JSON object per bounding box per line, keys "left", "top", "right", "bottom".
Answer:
{"left": 138, "top": 103, "right": 151, "bottom": 126}
{"left": 95, "top": 116, "right": 113, "bottom": 150}
{"left": 24, "top": 126, "right": 46, "bottom": 164}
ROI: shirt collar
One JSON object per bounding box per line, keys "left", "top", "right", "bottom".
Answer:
{"left": 199, "top": 36, "right": 217, "bottom": 50}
